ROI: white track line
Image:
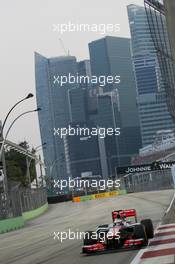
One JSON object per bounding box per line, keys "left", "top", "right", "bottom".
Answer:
{"left": 165, "top": 193, "right": 175, "bottom": 214}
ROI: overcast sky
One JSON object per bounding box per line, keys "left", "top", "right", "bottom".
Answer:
{"left": 0, "top": 0, "right": 143, "bottom": 150}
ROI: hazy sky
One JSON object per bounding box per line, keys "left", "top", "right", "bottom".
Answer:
{"left": 0, "top": 0, "right": 143, "bottom": 149}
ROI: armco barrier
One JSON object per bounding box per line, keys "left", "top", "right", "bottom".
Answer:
{"left": 72, "top": 190, "right": 127, "bottom": 202}
{"left": 0, "top": 202, "right": 48, "bottom": 234}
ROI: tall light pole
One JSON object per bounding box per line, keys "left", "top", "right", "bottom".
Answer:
{"left": 0, "top": 108, "right": 41, "bottom": 160}
{"left": 0, "top": 93, "right": 34, "bottom": 218}
{"left": 35, "top": 142, "right": 47, "bottom": 151}
{"left": 0, "top": 108, "right": 40, "bottom": 191}
{"left": 0, "top": 93, "right": 34, "bottom": 138}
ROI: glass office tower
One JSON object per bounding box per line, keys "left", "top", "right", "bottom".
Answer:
{"left": 144, "top": 0, "right": 175, "bottom": 121}
{"left": 89, "top": 36, "right": 141, "bottom": 166}
{"left": 35, "top": 53, "right": 78, "bottom": 181}
{"left": 128, "top": 4, "right": 175, "bottom": 147}
{"left": 35, "top": 53, "right": 109, "bottom": 181}
{"left": 164, "top": 0, "right": 175, "bottom": 63}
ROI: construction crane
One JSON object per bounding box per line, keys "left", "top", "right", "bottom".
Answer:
{"left": 59, "top": 38, "right": 70, "bottom": 56}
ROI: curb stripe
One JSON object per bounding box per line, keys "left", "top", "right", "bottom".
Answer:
{"left": 141, "top": 247, "right": 175, "bottom": 259}
{"left": 158, "top": 225, "right": 175, "bottom": 230}
{"left": 155, "top": 231, "right": 175, "bottom": 237}
{"left": 149, "top": 238, "right": 175, "bottom": 246}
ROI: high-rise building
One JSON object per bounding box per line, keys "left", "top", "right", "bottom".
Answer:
{"left": 68, "top": 87, "right": 87, "bottom": 123}
{"left": 65, "top": 121, "right": 103, "bottom": 179}
{"left": 144, "top": 0, "right": 175, "bottom": 121}
{"left": 78, "top": 60, "right": 91, "bottom": 89}
{"left": 65, "top": 88, "right": 120, "bottom": 179}
{"left": 96, "top": 90, "right": 120, "bottom": 177}
{"left": 35, "top": 53, "right": 110, "bottom": 181}
{"left": 89, "top": 36, "right": 141, "bottom": 166}
{"left": 164, "top": 0, "right": 175, "bottom": 63}
{"left": 127, "top": 4, "right": 175, "bottom": 147}
{"left": 35, "top": 53, "right": 78, "bottom": 181}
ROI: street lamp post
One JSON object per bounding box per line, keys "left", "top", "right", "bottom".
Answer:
{"left": 0, "top": 93, "right": 34, "bottom": 138}
{"left": 1, "top": 108, "right": 42, "bottom": 188}
{"left": 0, "top": 108, "right": 40, "bottom": 190}
{"left": 0, "top": 108, "right": 41, "bottom": 161}
{"left": 0, "top": 93, "right": 34, "bottom": 218}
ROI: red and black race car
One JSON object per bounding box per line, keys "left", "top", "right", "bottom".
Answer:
{"left": 82, "top": 209, "right": 154, "bottom": 254}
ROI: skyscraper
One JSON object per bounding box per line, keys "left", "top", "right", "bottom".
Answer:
{"left": 35, "top": 53, "right": 78, "bottom": 181}
{"left": 65, "top": 121, "right": 103, "bottom": 179}
{"left": 89, "top": 36, "right": 141, "bottom": 166}
{"left": 127, "top": 4, "right": 175, "bottom": 147}
{"left": 35, "top": 53, "right": 111, "bottom": 181}
{"left": 78, "top": 60, "right": 91, "bottom": 89}
{"left": 68, "top": 87, "right": 87, "bottom": 123}
{"left": 144, "top": 0, "right": 175, "bottom": 122}
{"left": 164, "top": 0, "right": 175, "bottom": 63}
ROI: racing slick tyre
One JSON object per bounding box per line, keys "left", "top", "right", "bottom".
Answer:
{"left": 141, "top": 219, "right": 154, "bottom": 239}
{"left": 83, "top": 231, "right": 97, "bottom": 246}
{"left": 134, "top": 224, "right": 148, "bottom": 246}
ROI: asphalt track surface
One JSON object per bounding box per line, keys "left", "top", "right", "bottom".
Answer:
{"left": 0, "top": 190, "right": 174, "bottom": 264}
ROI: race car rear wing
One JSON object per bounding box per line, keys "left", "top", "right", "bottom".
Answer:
{"left": 112, "top": 209, "right": 137, "bottom": 223}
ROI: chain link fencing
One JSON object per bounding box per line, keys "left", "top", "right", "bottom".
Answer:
{"left": 123, "top": 169, "right": 174, "bottom": 193}
{"left": 0, "top": 188, "right": 47, "bottom": 220}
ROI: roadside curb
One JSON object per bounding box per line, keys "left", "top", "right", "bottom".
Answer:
{"left": 131, "top": 192, "right": 175, "bottom": 263}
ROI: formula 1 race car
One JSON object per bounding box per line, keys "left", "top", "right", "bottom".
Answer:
{"left": 82, "top": 209, "right": 154, "bottom": 254}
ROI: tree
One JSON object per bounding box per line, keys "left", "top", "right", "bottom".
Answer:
{"left": 5, "top": 141, "right": 37, "bottom": 187}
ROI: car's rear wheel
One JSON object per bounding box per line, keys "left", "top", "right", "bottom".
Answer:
{"left": 83, "top": 231, "right": 97, "bottom": 245}
{"left": 141, "top": 219, "right": 154, "bottom": 239}
{"left": 134, "top": 224, "right": 148, "bottom": 246}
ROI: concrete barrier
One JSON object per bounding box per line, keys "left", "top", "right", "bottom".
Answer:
{"left": 0, "top": 216, "right": 24, "bottom": 234}
{"left": 22, "top": 203, "right": 48, "bottom": 221}
{"left": 0, "top": 202, "right": 48, "bottom": 234}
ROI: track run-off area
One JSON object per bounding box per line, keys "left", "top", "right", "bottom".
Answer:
{"left": 0, "top": 190, "right": 174, "bottom": 264}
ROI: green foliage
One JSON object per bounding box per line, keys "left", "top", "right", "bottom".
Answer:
{"left": 5, "top": 141, "right": 37, "bottom": 187}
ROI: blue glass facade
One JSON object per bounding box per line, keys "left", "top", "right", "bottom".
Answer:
{"left": 89, "top": 36, "right": 141, "bottom": 166}
{"left": 35, "top": 53, "right": 78, "bottom": 181}
{"left": 134, "top": 55, "right": 158, "bottom": 95}
{"left": 127, "top": 4, "right": 175, "bottom": 146}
